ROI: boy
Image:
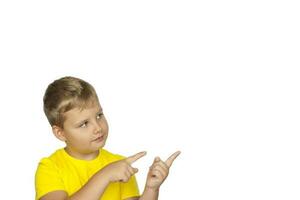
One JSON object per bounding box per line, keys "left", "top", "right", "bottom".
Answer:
{"left": 35, "top": 76, "right": 180, "bottom": 200}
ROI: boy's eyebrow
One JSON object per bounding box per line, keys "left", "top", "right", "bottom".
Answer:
{"left": 97, "top": 108, "right": 103, "bottom": 115}
{"left": 74, "top": 109, "right": 103, "bottom": 126}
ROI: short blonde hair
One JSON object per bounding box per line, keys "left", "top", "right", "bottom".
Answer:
{"left": 43, "top": 76, "right": 99, "bottom": 128}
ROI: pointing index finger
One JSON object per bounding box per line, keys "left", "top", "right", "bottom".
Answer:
{"left": 165, "top": 151, "right": 181, "bottom": 168}
{"left": 126, "top": 151, "right": 147, "bottom": 164}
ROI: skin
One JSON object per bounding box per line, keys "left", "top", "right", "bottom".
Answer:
{"left": 40, "top": 100, "right": 180, "bottom": 200}
{"left": 52, "top": 101, "right": 109, "bottom": 160}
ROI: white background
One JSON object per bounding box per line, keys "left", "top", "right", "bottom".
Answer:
{"left": 0, "top": 0, "right": 300, "bottom": 199}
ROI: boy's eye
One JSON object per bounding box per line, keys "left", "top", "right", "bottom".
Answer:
{"left": 79, "top": 121, "right": 88, "bottom": 128}
{"left": 96, "top": 113, "right": 103, "bottom": 120}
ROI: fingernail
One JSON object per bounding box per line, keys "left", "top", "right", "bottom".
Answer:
{"left": 155, "top": 157, "right": 160, "bottom": 162}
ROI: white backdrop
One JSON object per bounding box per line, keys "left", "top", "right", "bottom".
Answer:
{"left": 0, "top": 0, "right": 299, "bottom": 199}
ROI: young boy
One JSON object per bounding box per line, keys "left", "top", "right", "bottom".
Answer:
{"left": 35, "top": 76, "right": 180, "bottom": 200}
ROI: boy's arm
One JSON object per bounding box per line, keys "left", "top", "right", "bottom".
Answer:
{"left": 124, "top": 187, "right": 159, "bottom": 200}
{"left": 40, "top": 152, "right": 146, "bottom": 200}
{"left": 137, "top": 151, "right": 181, "bottom": 200}
{"left": 137, "top": 187, "right": 159, "bottom": 200}
{"left": 68, "top": 168, "right": 111, "bottom": 200}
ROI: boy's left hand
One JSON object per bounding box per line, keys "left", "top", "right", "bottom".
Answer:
{"left": 145, "top": 151, "right": 181, "bottom": 190}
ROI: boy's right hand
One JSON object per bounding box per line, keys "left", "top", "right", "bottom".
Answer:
{"left": 101, "top": 151, "right": 146, "bottom": 183}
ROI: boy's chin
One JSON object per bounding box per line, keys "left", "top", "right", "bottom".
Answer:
{"left": 92, "top": 140, "right": 106, "bottom": 149}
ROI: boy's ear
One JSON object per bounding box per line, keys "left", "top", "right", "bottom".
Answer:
{"left": 52, "top": 125, "right": 66, "bottom": 142}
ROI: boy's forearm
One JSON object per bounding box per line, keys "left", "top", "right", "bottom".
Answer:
{"left": 139, "top": 187, "right": 159, "bottom": 200}
{"left": 67, "top": 170, "right": 110, "bottom": 200}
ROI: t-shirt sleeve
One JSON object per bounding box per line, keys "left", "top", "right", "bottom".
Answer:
{"left": 35, "top": 158, "right": 66, "bottom": 200}
{"left": 120, "top": 174, "right": 140, "bottom": 199}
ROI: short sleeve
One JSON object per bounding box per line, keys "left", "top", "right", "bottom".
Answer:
{"left": 35, "top": 158, "right": 66, "bottom": 200}
{"left": 120, "top": 175, "right": 140, "bottom": 200}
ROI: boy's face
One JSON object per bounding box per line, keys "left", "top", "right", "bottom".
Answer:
{"left": 57, "top": 101, "right": 109, "bottom": 160}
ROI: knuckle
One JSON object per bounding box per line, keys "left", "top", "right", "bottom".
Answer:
{"left": 121, "top": 161, "right": 128, "bottom": 167}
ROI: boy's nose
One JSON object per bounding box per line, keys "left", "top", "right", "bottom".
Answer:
{"left": 93, "top": 122, "right": 102, "bottom": 134}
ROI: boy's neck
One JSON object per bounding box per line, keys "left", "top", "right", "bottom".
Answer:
{"left": 64, "top": 147, "right": 100, "bottom": 161}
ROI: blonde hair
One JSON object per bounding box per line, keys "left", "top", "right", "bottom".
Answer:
{"left": 43, "top": 76, "right": 99, "bottom": 128}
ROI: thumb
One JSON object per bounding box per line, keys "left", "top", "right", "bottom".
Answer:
{"left": 133, "top": 168, "right": 138, "bottom": 173}
{"left": 154, "top": 156, "right": 160, "bottom": 163}
{"left": 149, "top": 157, "right": 160, "bottom": 178}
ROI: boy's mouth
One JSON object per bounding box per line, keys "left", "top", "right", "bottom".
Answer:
{"left": 92, "top": 135, "right": 104, "bottom": 142}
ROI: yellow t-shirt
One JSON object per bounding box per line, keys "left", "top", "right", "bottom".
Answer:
{"left": 35, "top": 148, "right": 140, "bottom": 200}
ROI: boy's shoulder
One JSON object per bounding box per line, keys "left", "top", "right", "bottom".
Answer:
{"left": 37, "top": 148, "right": 67, "bottom": 168}
{"left": 38, "top": 148, "right": 125, "bottom": 167}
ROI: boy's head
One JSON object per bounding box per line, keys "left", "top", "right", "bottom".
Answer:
{"left": 43, "top": 76, "right": 109, "bottom": 159}
{"left": 43, "top": 76, "right": 99, "bottom": 128}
